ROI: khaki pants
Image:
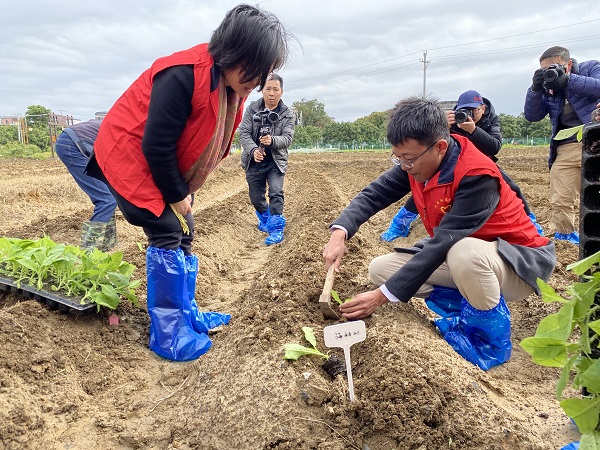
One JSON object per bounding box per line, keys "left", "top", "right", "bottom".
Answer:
{"left": 549, "top": 142, "right": 581, "bottom": 234}
{"left": 369, "top": 237, "right": 534, "bottom": 310}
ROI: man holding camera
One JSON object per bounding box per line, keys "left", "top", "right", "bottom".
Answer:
{"left": 524, "top": 45, "right": 600, "bottom": 245}
{"left": 381, "top": 89, "right": 543, "bottom": 241}
{"left": 240, "top": 73, "right": 295, "bottom": 245}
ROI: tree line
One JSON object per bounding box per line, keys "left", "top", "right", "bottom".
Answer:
{"left": 0, "top": 102, "right": 552, "bottom": 157}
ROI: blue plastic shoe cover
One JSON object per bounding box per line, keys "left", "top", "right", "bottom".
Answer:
{"left": 442, "top": 296, "right": 512, "bottom": 371}
{"left": 425, "top": 286, "right": 463, "bottom": 318}
{"left": 146, "top": 247, "right": 212, "bottom": 361}
{"left": 265, "top": 214, "right": 286, "bottom": 245}
{"left": 560, "top": 443, "right": 580, "bottom": 450}
{"left": 184, "top": 254, "right": 231, "bottom": 334}
{"left": 528, "top": 213, "right": 544, "bottom": 236}
{"left": 380, "top": 206, "right": 418, "bottom": 242}
{"left": 554, "top": 232, "right": 579, "bottom": 245}
{"left": 255, "top": 208, "right": 270, "bottom": 233}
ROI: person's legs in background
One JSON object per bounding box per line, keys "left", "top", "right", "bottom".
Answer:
{"left": 265, "top": 164, "right": 286, "bottom": 245}
{"left": 246, "top": 162, "right": 270, "bottom": 233}
{"left": 550, "top": 142, "right": 582, "bottom": 244}
{"left": 56, "top": 133, "right": 118, "bottom": 251}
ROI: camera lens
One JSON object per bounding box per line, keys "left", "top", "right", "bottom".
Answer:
{"left": 454, "top": 109, "right": 469, "bottom": 124}
{"left": 543, "top": 69, "right": 559, "bottom": 83}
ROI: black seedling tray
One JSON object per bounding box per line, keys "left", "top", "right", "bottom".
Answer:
{"left": 0, "top": 276, "right": 95, "bottom": 315}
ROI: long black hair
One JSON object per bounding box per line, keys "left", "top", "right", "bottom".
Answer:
{"left": 209, "top": 4, "right": 291, "bottom": 90}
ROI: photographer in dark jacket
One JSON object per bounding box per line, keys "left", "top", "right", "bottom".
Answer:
{"left": 239, "top": 73, "right": 295, "bottom": 245}
{"left": 381, "top": 90, "right": 542, "bottom": 242}
{"left": 524, "top": 45, "right": 600, "bottom": 245}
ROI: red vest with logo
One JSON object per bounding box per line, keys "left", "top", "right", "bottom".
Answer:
{"left": 94, "top": 44, "right": 244, "bottom": 216}
{"left": 409, "top": 135, "right": 548, "bottom": 248}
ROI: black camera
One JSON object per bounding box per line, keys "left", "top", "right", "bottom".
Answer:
{"left": 543, "top": 64, "right": 565, "bottom": 84}
{"left": 253, "top": 108, "right": 279, "bottom": 137}
{"left": 454, "top": 108, "right": 473, "bottom": 125}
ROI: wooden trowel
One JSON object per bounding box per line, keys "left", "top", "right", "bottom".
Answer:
{"left": 319, "top": 265, "right": 341, "bottom": 320}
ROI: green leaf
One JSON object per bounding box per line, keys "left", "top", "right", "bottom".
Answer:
{"left": 331, "top": 290, "right": 342, "bottom": 305}
{"left": 283, "top": 343, "right": 327, "bottom": 360}
{"left": 557, "top": 361, "right": 574, "bottom": 400}
{"left": 580, "top": 359, "right": 600, "bottom": 394}
{"left": 534, "top": 302, "right": 574, "bottom": 340}
{"left": 579, "top": 430, "right": 600, "bottom": 450}
{"left": 560, "top": 396, "right": 600, "bottom": 434}
{"left": 519, "top": 337, "right": 568, "bottom": 367}
{"left": 536, "top": 279, "right": 569, "bottom": 303}
{"left": 554, "top": 124, "right": 584, "bottom": 141}
{"left": 589, "top": 319, "right": 600, "bottom": 335}
{"left": 567, "top": 252, "right": 600, "bottom": 276}
{"left": 302, "top": 326, "right": 319, "bottom": 349}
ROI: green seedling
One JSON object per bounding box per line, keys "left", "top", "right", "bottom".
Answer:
{"left": 331, "top": 289, "right": 351, "bottom": 305}
{"left": 0, "top": 236, "right": 140, "bottom": 311}
{"left": 520, "top": 250, "right": 600, "bottom": 447}
{"left": 283, "top": 326, "right": 328, "bottom": 360}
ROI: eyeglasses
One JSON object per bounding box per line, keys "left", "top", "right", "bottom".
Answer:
{"left": 390, "top": 141, "right": 437, "bottom": 169}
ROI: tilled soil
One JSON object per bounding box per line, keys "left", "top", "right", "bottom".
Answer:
{"left": 0, "top": 147, "right": 581, "bottom": 449}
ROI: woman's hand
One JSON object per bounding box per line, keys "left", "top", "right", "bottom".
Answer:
{"left": 170, "top": 195, "right": 192, "bottom": 216}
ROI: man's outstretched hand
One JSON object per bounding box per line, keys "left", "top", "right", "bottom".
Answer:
{"left": 339, "top": 289, "right": 389, "bottom": 319}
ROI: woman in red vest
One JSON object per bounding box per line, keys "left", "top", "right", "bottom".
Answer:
{"left": 89, "top": 4, "right": 292, "bottom": 361}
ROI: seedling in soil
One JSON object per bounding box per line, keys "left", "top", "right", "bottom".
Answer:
{"left": 283, "top": 327, "right": 328, "bottom": 360}
{"left": 331, "top": 289, "right": 350, "bottom": 305}
{"left": 283, "top": 327, "right": 347, "bottom": 379}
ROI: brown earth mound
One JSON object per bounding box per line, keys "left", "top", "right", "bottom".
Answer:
{"left": 0, "top": 147, "right": 581, "bottom": 449}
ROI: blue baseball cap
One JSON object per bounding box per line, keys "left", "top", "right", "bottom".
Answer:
{"left": 456, "top": 90, "right": 484, "bottom": 109}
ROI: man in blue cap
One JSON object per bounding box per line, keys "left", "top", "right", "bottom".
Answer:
{"left": 380, "top": 90, "right": 543, "bottom": 241}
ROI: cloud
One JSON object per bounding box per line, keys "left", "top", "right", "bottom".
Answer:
{"left": 1, "top": 0, "right": 598, "bottom": 122}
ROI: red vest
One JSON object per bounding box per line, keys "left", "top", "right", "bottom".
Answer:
{"left": 410, "top": 135, "right": 548, "bottom": 248}
{"left": 94, "top": 44, "right": 244, "bottom": 216}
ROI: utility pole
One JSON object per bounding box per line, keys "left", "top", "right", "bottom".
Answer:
{"left": 420, "top": 50, "right": 431, "bottom": 97}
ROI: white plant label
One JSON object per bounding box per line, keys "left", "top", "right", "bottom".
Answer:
{"left": 323, "top": 320, "right": 366, "bottom": 402}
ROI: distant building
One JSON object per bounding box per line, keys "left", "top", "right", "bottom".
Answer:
{"left": 0, "top": 116, "right": 19, "bottom": 126}
{"left": 439, "top": 100, "right": 456, "bottom": 111}
{"left": 95, "top": 111, "right": 108, "bottom": 119}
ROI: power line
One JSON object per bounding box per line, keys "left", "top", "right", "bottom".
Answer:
{"left": 286, "top": 19, "right": 600, "bottom": 91}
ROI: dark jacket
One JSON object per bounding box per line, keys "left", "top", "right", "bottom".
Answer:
{"left": 524, "top": 59, "right": 600, "bottom": 168}
{"left": 239, "top": 98, "right": 295, "bottom": 173}
{"left": 451, "top": 97, "right": 502, "bottom": 162}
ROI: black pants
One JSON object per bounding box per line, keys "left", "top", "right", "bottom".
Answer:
{"left": 86, "top": 156, "right": 194, "bottom": 253}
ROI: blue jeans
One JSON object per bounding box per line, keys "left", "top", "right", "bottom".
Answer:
{"left": 56, "top": 133, "right": 117, "bottom": 222}
{"left": 245, "top": 159, "right": 285, "bottom": 216}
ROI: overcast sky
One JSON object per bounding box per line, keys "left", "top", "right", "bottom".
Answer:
{"left": 1, "top": 0, "right": 598, "bottom": 123}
